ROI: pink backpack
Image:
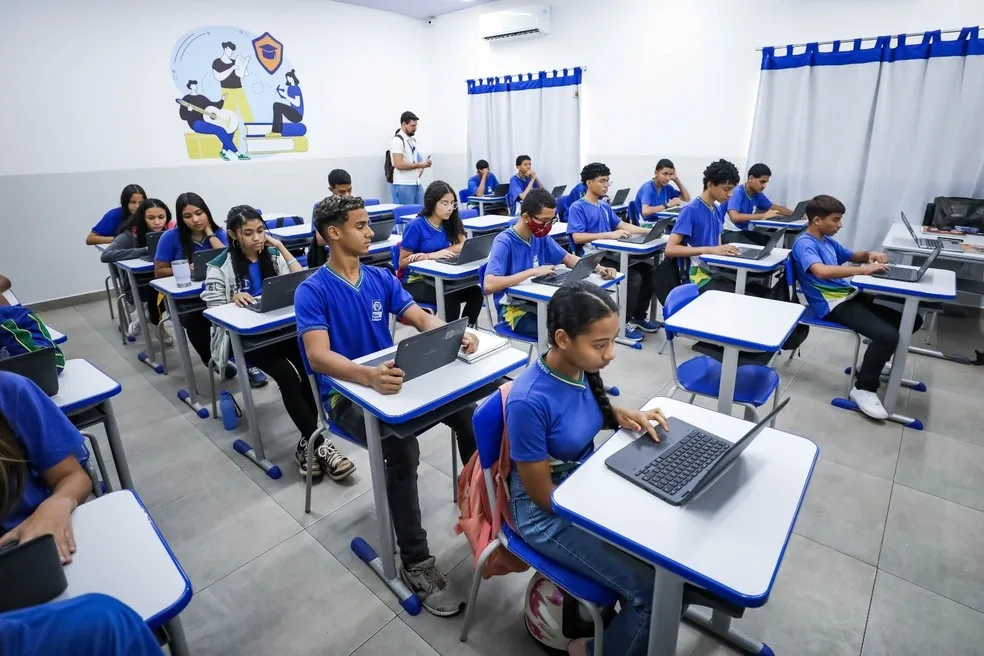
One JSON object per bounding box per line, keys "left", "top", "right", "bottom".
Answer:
{"left": 454, "top": 382, "right": 530, "bottom": 579}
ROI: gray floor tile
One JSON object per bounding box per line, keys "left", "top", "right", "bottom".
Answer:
{"left": 880, "top": 484, "right": 984, "bottom": 612}
{"left": 785, "top": 360, "right": 854, "bottom": 402}
{"left": 911, "top": 352, "right": 981, "bottom": 402}
{"left": 895, "top": 430, "right": 984, "bottom": 512}
{"left": 352, "top": 617, "right": 439, "bottom": 656}
{"left": 862, "top": 570, "right": 984, "bottom": 656}
{"left": 793, "top": 459, "right": 892, "bottom": 565}
{"left": 904, "top": 388, "right": 984, "bottom": 448}
{"left": 183, "top": 531, "right": 393, "bottom": 656}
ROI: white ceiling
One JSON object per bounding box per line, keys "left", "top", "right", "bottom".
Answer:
{"left": 335, "top": 0, "right": 495, "bottom": 20}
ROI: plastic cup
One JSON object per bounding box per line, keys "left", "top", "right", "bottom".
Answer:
{"left": 173, "top": 259, "right": 192, "bottom": 288}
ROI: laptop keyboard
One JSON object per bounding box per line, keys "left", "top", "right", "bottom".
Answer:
{"left": 436, "top": 255, "right": 459, "bottom": 264}
{"left": 533, "top": 272, "right": 570, "bottom": 285}
{"left": 245, "top": 303, "right": 263, "bottom": 313}
{"left": 634, "top": 430, "right": 729, "bottom": 496}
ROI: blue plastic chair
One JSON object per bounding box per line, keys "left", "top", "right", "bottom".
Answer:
{"left": 363, "top": 198, "right": 381, "bottom": 206}
{"left": 458, "top": 387, "right": 617, "bottom": 647}
{"left": 458, "top": 189, "right": 470, "bottom": 204}
{"left": 628, "top": 199, "right": 641, "bottom": 225}
{"left": 263, "top": 215, "right": 303, "bottom": 230}
{"left": 664, "top": 284, "right": 781, "bottom": 424}
{"left": 458, "top": 208, "right": 479, "bottom": 220}
{"left": 477, "top": 264, "right": 537, "bottom": 365}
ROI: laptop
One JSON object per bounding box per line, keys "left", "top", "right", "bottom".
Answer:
{"left": 492, "top": 183, "right": 510, "bottom": 198}
{"left": 620, "top": 218, "right": 673, "bottom": 245}
{"left": 609, "top": 188, "right": 630, "bottom": 206}
{"left": 871, "top": 241, "right": 941, "bottom": 283}
{"left": 531, "top": 252, "right": 605, "bottom": 287}
{"left": 192, "top": 248, "right": 226, "bottom": 281}
{"left": 729, "top": 228, "right": 787, "bottom": 260}
{"left": 605, "top": 397, "right": 790, "bottom": 506}
{"left": 436, "top": 233, "right": 496, "bottom": 265}
{"left": 767, "top": 200, "right": 808, "bottom": 223}
{"left": 369, "top": 219, "right": 396, "bottom": 243}
{"left": 244, "top": 268, "right": 317, "bottom": 313}
{"left": 363, "top": 318, "right": 468, "bottom": 382}
{"left": 551, "top": 185, "right": 567, "bottom": 199}
{"left": 0, "top": 347, "right": 59, "bottom": 396}
{"left": 140, "top": 231, "right": 164, "bottom": 262}
{"left": 901, "top": 211, "right": 963, "bottom": 250}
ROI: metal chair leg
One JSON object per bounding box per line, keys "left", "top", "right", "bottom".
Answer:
{"left": 459, "top": 538, "right": 501, "bottom": 642}
{"left": 116, "top": 295, "right": 131, "bottom": 345}
{"left": 451, "top": 430, "right": 459, "bottom": 503}
{"left": 770, "top": 390, "right": 780, "bottom": 428}
{"left": 583, "top": 601, "right": 606, "bottom": 655}
{"left": 82, "top": 432, "right": 112, "bottom": 494}
{"left": 846, "top": 332, "right": 862, "bottom": 398}
{"left": 686, "top": 392, "right": 697, "bottom": 404}
{"left": 208, "top": 358, "right": 219, "bottom": 419}
{"left": 304, "top": 427, "right": 325, "bottom": 514}
{"left": 104, "top": 276, "right": 115, "bottom": 320}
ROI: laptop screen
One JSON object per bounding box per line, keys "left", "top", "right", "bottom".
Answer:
{"left": 914, "top": 243, "right": 942, "bottom": 276}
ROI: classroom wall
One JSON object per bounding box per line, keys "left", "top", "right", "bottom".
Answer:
{"left": 0, "top": 0, "right": 432, "bottom": 304}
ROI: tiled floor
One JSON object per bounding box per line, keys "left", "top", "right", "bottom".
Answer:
{"left": 46, "top": 298, "right": 984, "bottom": 655}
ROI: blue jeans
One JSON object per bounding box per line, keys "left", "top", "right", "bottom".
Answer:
{"left": 193, "top": 119, "right": 237, "bottom": 153}
{"left": 510, "top": 311, "right": 539, "bottom": 338}
{"left": 509, "top": 472, "right": 654, "bottom": 656}
{"left": 391, "top": 184, "right": 423, "bottom": 205}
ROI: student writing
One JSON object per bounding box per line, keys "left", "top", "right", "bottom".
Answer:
{"left": 636, "top": 158, "right": 691, "bottom": 220}
{"left": 507, "top": 155, "right": 543, "bottom": 215}
{"left": 86, "top": 184, "right": 146, "bottom": 246}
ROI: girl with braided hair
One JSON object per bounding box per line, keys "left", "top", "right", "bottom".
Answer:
{"left": 506, "top": 280, "right": 668, "bottom": 656}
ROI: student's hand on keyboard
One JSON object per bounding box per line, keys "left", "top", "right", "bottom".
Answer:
{"left": 530, "top": 265, "right": 557, "bottom": 279}
{"left": 667, "top": 197, "right": 683, "bottom": 208}
{"left": 607, "top": 229, "right": 632, "bottom": 240}
{"left": 762, "top": 209, "right": 780, "bottom": 219}
{"left": 233, "top": 292, "right": 258, "bottom": 307}
{"left": 867, "top": 251, "right": 889, "bottom": 264}
{"left": 430, "top": 249, "right": 456, "bottom": 261}
{"left": 711, "top": 244, "right": 741, "bottom": 256}
{"left": 614, "top": 406, "right": 669, "bottom": 441}
{"left": 407, "top": 252, "right": 430, "bottom": 263}
{"left": 597, "top": 266, "right": 618, "bottom": 280}
{"left": 859, "top": 262, "right": 889, "bottom": 275}
{"left": 367, "top": 360, "right": 405, "bottom": 395}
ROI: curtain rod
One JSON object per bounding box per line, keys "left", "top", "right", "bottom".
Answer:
{"left": 755, "top": 27, "right": 970, "bottom": 52}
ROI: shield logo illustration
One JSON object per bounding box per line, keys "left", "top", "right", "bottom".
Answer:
{"left": 251, "top": 32, "right": 284, "bottom": 75}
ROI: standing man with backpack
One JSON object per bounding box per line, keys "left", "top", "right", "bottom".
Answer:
{"left": 387, "top": 111, "right": 430, "bottom": 204}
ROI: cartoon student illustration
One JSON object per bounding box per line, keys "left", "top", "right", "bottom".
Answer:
{"left": 212, "top": 41, "right": 254, "bottom": 122}
{"left": 267, "top": 69, "right": 304, "bottom": 137}
{"left": 176, "top": 80, "right": 250, "bottom": 161}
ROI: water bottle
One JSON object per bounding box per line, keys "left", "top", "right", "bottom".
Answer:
{"left": 219, "top": 390, "right": 239, "bottom": 431}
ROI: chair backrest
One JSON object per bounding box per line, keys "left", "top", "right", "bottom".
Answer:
{"left": 459, "top": 189, "right": 470, "bottom": 204}
{"left": 264, "top": 215, "right": 303, "bottom": 229}
{"left": 296, "top": 334, "right": 330, "bottom": 425}
{"left": 363, "top": 198, "right": 381, "bottom": 206}
{"left": 663, "top": 283, "right": 699, "bottom": 340}
{"left": 459, "top": 208, "right": 479, "bottom": 220}
{"left": 390, "top": 243, "right": 401, "bottom": 273}
{"left": 628, "top": 199, "right": 640, "bottom": 224}
{"left": 473, "top": 387, "right": 506, "bottom": 470}
{"left": 393, "top": 204, "right": 423, "bottom": 221}
{"left": 477, "top": 262, "right": 496, "bottom": 313}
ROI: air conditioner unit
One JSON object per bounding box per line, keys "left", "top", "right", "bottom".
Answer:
{"left": 479, "top": 5, "right": 551, "bottom": 42}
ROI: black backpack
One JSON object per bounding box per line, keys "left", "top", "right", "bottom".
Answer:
{"left": 384, "top": 133, "right": 405, "bottom": 184}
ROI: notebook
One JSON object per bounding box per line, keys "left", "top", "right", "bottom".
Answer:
{"left": 457, "top": 327, "right": 509, "bottom": 364}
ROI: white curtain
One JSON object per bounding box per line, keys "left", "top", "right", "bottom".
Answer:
{"left": 747, "top": 28, "right": 984, "bottom": 250}
{"left": 467, "top": 68, "right": 581, "bottom": 194}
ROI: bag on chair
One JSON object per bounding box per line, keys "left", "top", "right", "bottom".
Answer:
{"left": 932, "top": 196, "right": 984, "bottom": 231}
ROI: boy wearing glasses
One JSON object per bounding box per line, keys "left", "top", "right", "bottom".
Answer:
{"left": 484, "top": 189, "right": 616, "bottom": 337}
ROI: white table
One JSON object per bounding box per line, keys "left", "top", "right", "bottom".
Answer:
{"left": 462, "top": 215, "right": 512, "bottom": 238}
{"left": 840, "top": 268, "right": 957, "bottom": 429}
{"left": 700, "top": 246, "right": 791, "bottom": 294}
{"left": 553, "top": 396, "right": 818, "bottom": 656}
{"left": 610, "top": 202, "right": 629, "bottom": 215}
{"left": 504, "top": 272, "right": 625, "bottom": 354}
{"left": 749, "top": 217, "right": 808, "bottom": 231}
{"left": 663, "top": 291, "right": 804, "bottom": 415}
{"left": 203, "top": 303, "right": 298, "bottom": 478}
{"left": 467, "top": 195, "right": 507, "bottom": 216}
{"left": 52, "top": 359, "right": 132, "bottom": 490}
{"left": 592, "top": 236, "right": 669, "bottom": 347}
{"left": 367, "top": 203, "right": 401, "bottom": 218}
{"left": 150, "top": 277, "right": 209, "bottom": 418}
{"left": 114, "top": 258, "right": 164, "bottom": 374}
{"left": 58, "top": 490, "right": 192, "bottom": 656}
{"left": 406, "top": 258, "right": 485, "bottom": 321}
{"left": 326, "top": 344, "right": 528, "bottom": 612}
{"left": 268, "top": 221, "right": 312, "bottom": 247}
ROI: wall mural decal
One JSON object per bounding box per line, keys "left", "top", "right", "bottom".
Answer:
{"left": 171, "top": 26, "right": 307, "bottom": 161}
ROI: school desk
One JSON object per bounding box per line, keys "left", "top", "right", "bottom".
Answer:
{"left": 700, "top": 246, "right": 791, "bottom": 295}
{"left": 149, "top": 277, "right": 209, "bottom": 418}
{"left": 591, "top": 236, "right": 669, "bottom": 347}
{"left": 466, "top": 195, "right": 507, "bottom": 216}
{"left": 113, "top": 258, "right": 165, "bottom": 374}
{"left": 406, "top": 258, "right": 486, "bottom": 321}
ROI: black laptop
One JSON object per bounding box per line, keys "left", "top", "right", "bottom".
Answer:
{"left": 369, "top": 219, "right": 396, "bottom": 243}
{"left": 620, "top": 218, "right": 673, "bottom": 245}
{"left": 140, "top": 231, "right": 164, "bottom": 262}
{"left": 551, "top": 185, "right": 567, "bottom": 199}
{"left": 0, "top": 347, "right": 59, "bottom": 396}
{"left": 532, "top": 252, "right": 605, "bottom": 287}
{"left": 609, "top": 188, "right": 630, "bottom": 206}
{"left": 362, "top": 318, "right": 468, "bottom": 382}
{"left": 245, "top": 268, "right": 316, "bottom": 313}
{"left": 605, "top": 397, "right": 790, "bottom": 506}
{"left": 730, "top": 228, "right": 787, "bottom": 260}
{"left": 492, "top": 183, "right": 510, "bottom": 198}
{"left": 436, "top": 233, "right": 496, "bottom": 265}
{"left": 192, "top": 247, "right": 226, "bottom": 282}
{"left": 768, "top": 200, "right": 808, "bottom": 223}
{"left": 871, "top": 241, "right": 941, "bottom": 282}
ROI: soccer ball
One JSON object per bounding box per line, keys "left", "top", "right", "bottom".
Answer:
{"left": 524, "top": 572, "right": 611, "bottom": 653}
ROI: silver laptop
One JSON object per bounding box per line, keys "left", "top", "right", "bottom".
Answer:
{"left": 620, "top": 218, "right": 673, "bottom": 245}
{"left": 370, "top": 219, "right": 396, "bottom": 243}
{"left": 244, "top": 268, "right": 316, "bottom": 313}
{"left": 731, "top": 228, "right": 787, "bottom": 260}
{"left": 141, "top": 231, "right": 164, "bottom": 262}
{"left": 871, "top": 241, "right": 941, "bottom": 283}
{"left": 436, "top": 233, "right": 496, "bottom": 265}
{"left": 362, "top": 318, "right": 467, "bottom": 382}
{"left": 901, "top": 211, "right": 962, "bottom": 250}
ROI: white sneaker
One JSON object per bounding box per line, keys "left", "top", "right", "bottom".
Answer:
{"left": 850, "top": 387, "right": 888, "bottom": 419}
{"left": 161, "top": 320, "right": 174, "bottom": 346}
{"left": 127, "top": 319, "right": 141, "bottom": 337}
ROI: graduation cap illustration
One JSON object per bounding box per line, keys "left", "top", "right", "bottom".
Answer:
{"left": 258, "top": 43, "right": 277, "bottom": 60}
{"left": 251, "top": 32, "right": 284, "bottom": 74}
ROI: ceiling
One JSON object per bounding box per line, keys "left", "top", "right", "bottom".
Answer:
{"left": 335, "top": 0, "right": 495, "bottom": 20}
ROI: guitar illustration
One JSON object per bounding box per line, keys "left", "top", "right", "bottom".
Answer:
{"left": 175, "top": 98, "right": 239, "bottom": 133}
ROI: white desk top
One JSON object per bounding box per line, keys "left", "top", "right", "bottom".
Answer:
{"left": 701, "top": 246, "right": 791, "bottom": 271}
{"left": 114, "top": 257, "right": 155, "bottom": 273}
{"left": 552, "top": 396, "right": 818, "bottom": 606}
{"left": 882, "top": 223, "right": 984, "bottom": 263}
{"left": 408, "top": 257, "right": 486, "bottom": 279}
{"left": 852, "top": 267, "right": 957, "bottom": 301}
{"left": 467, "top": 195, "right": 507, "bottom": 203}
{"left": 269, "top": 223, "right": 311, "bottom": 239}
{"left": 150, "top": 276, "right": 205, "bottom": 298}
{"left": 664, "top": 290, "right": 804, "bottom": 352}
{"left": 463, "top": 215, "right": 513, "bottom": 230}
{"left": 610, "top": 203, "right": 629, "bottom": 213}
{"left": 94, "top": 244, "right": 108, "bottom": 253}
{"left": 52, "top": 359, "right": 122, "bottom": 415}
{"left": 367, "top": 203, "right": 400, "bottom": 215}
{"left": 550, "top": 222, "right": 568, "bottom": 237}
{"left": 327, "top": 344, "right": 528, "bottom": 423}
{"left": 203, "top": 302, "right": 297, "bottom": 335}
{"left": 505, "top": 271, "right": 624, "bottom": 303}
{"left": 749, "top": 218, "right": 807, "bottom": 230}
{"left": 593, "top": 235, "right": 669, "bottom": 255}
{"left": 48, "top": 327, "right": 67, "bottom": 344}
{"left": 57, "top": 490, "right": 191, "bottom": 626}
{"left": 368, "top": 234, "right": 402, "bottom": 255}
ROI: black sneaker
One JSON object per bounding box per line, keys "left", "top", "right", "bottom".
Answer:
{"left": 295, "top": 437, "right": 323, "bottom": 478}
{"left": 315, "top": 440, "right": 356, "bottom": 481}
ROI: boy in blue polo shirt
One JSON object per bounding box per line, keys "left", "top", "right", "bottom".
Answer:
{"left": 484, "top": 189, "right": 616, "bottom": 337}
{"left": 724, "top": 163, "right": 793, "bottom": 244}
{"left": 466, "top": 159, "right": 500, "bottom": 198}
{"left": 636, "top": 158, "right": 692, "bottom": 222}
{"left": 507, "top": 155, "right": 543, "bottom": 214}
{"left": 295, "top": 195, "right": 479, "bottom": 618}
{"left": 791, "top": 194, "right": 920, "bottom": 420}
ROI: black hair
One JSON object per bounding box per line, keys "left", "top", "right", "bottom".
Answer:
{"left": 118, "top": 184, "right": 147, "bottom": 233}
{"left": 0, "top": 412, "right": 26, "bottom": 527}
{"left": 516, "top": 154, "right": 531, "bottom": 167}
{"left": 327, "top": 168, "right": 352, "bottom": 188}
{"left": 313, "top": 195, "right": 366, "bottom": 241}
{"left": 174, "top": 192, "right": 220, "bottom": 260}
{"left": 702, "top": 159, "right": 740, "bottom": 190}
{"left": 805, "top": 194, "right": 846, "bottom": 221}
{"left": 400, "top": 111, "right": 419, "bottom": 124}
{"left": 422, "top": 181, "right": 465, "bottom": 245}
{"left": 226, "top": 205, "right": 277, "bottom": 292}
{"left": 546, "top": 281, "right": 618, "bottom": 429}
{"left": 285, "top": 69, "right": 299, "bottom": 85}
{"left": 124, "top": 198, "right": 171, "bottom": 248}
{"left": 521, "top": 188, "right": 556, "bottom": 218}
{"left": 221, "top": 41, "right": 236, "bottom": 51}
{"left": 580, "top": 162, "right": 611, "bottom": 183}
{"left": 655, "top": 158, "right": 675, "bottom": 172}
{"left": 748, "top": 163, "right": 772, "bottom": 179}
{"left": 186, "top": 80, "right": 197, "bottom": 89}
{"left": 476, "top": 159, "right": 489, "bottom": 171}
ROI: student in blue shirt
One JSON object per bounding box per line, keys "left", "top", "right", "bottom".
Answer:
{"left": 295, "top": 194, "right": 479, "bottom": 618}
{"left": 567, "top": 162, "right": 658, "bottom": 338}
{"left": 399, "top": 181, "right": 485, "bottom": 326}
{"left": 484, "top": 189, "right": 616, "bottom": 337}
{"left": 466, "top": 159, "right": 500, "bottom": 198}
{"left": 636, "top": 158, "right": 692, "bottom": 222}
{"left": 507, "top": 155, "right": 544, "bottom": 215}
{"left": 308, "top": 168, "right": 353, "bottom": 268}
{"left": 507, "top": 281, "right": 668, "bottom": 656}
{"left": 85, "top": 184, "right": 146, "bottom": 246}
{"left": 724, "top": 163, "right": 793, "bottom": 244}
{"left": 792, "top": 195, "right": 921, "bottom": 420}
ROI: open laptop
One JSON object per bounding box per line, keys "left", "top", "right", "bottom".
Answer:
{"left": 605, "top": 397, "right": 790, "bottom": 506}
{"left": 767, "top": 200, "right": 808, "bottom": 223}
{"left": 0, "top": 347, "right": 59, "bottom": 396}
{"left": 492, "top": 183, "right": 510, "bottom": 198}
{"left": 191, "top": 247, "right": 226, "bottom": 282}
{"left": 609, "top": 188, "right": 630, "bottom": 206}
{"left": 436, "top": 233, "right": 496, "bottom": 265}
{"left": 532, "top": 251, "right": 605, "bottom": 287}
{"left": 901, "top": 211, "right": 963, "bottom": 250}
{"left": 620, "top": 217, "right": 673, "bottom": 245}
{"left": 728, "top": 228, "right": 787, "bottom": 260}
{"left": 140, "top": 231, "right": 164, "bottom": 262}
{"left": 363, "top": 318, "right": 468, "bottom": 382}
{"left": 244, "top": 268, "right": 316, "bottom": 313}
{"left": 369, "top": 219, "right": 396, "bottom": 243}
{"left": 551, "top": 185, "right": 567, "bottom": 199}
{"left": 871, "top": 241, "right": 942, "bottom": 282}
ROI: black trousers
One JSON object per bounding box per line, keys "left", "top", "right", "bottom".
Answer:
{"left": 602, "top": 256, "right": 655, "bottom": 320}
{"left": 826, "top": 294, "right": 923, "bottom": 392}
{"left": 272, "top": 103, "right": 302, "bottom": 133}
{"left": 244, "top": 340, "right": 318, "bottom": 440}
{"left": 182, "top": 310, "right": 213, "bottom": 366}
{"left": 403, "top": 280, "right": 484, "bottom": 326}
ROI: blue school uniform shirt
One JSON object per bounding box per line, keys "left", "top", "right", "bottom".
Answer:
{"left": 671, "top": 198, "right": 723, "bottom": 287}
{"left": 0, "top": 372, "right": 88, "bottom": 533}
{"left": 566, "top": 198, "right": 621, "bottom": 255}
{"left": 486, "top": 228, "right": 568, "bottom": 328}
{"left": 400, "top": 217, "right": 454, "bottom": 282}
{"left": 154, "top": 228, "right": 228, "bottom": 264}
{"left": 246, "top": 261, "right": 264, "bottom": 294}
{"left": 636, "top": 180, "right": 681, "bottom": 214}
{"left": 467, "top": 172, "right": 500, "bottom": 197}
{"left": 792, "top": 233, "right": 858, "bottom": 317}
{"left": 91, "top": 207, "right": 124, "bottom": 237}
{"left": 725, "top": 183, "right": 774, "bottom": 231}
{"left": 507, "top": 174, "right": 541, "bottom": 214}
{"left": 287, "top": 84, "right": 304, "bottom": 117}
{"left": 507, "top": 356, "right": 604, "bottom": 463}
